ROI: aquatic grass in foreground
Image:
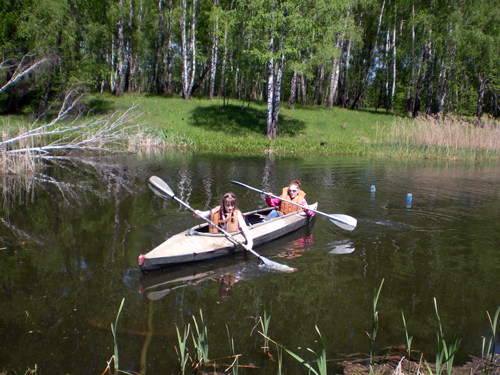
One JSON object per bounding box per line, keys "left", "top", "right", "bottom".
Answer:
{"left": 175, "top": 323, "right": 191, "bottom": 375}
{"left": 481, "top": 305, "right": 500, "bottom": 375}
{"left": 368, "top": 279, "right": 385, "bottom": 375}
{"left": 424, "top": 298, "right": 461, "bottom": 375}
{"left": 191, "top": 309, "right": 209, "bottom": 367}
{"left": 99, "top": 292, "right": 500, "bottom": 375}
{"left": 259, "top": 325, "right": 328, "bottom": 375}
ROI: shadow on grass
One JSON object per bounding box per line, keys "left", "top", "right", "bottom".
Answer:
{"left": 86, "top": 97, "right": 116, "bottom": 114}
{"left": 190, "top": 104, "right": 306, "bottom": 136}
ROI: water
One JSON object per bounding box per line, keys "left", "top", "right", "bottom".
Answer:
{"left": 1, "top": 151, "right": 500, "bottom": 374}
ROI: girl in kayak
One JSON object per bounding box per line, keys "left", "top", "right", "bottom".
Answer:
{"left": 193, "top": 192, "right": 254, "bottom": 251}
{"left": 265, "top": 180, "right": 316, "bottom": 218}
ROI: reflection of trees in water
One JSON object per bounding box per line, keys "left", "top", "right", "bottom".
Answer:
{"left": 0, "top": 154, "right": 147, "bottom": 261}
{"left": 262, "top": 156, "right": 276, "bottom": 193}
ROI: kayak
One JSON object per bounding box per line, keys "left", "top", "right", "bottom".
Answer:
{"left": 138, "top": 206, "right": 316, "bottom": 272}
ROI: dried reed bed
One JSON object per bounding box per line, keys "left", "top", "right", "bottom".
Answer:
{"left": 386, "top": 116, "right": 500, "bottom": 160}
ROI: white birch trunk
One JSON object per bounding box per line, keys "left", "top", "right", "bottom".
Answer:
{"left": 209, "top": 0, "right": 219, "bottom": 100}
{"left": 288, "top": 71, "right": 297, "bottom": 105}
{"left": 115, "top": 0, "right": 126, "bottom": 97}
{"left": 217, "top": 25, "right": 228, "bottom": 98}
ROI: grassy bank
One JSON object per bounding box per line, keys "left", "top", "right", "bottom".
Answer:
{"left": 3, "top": 93, "right": 500, "bottom": 162}
{"left": 95, "top": 93, "right": 500, "bottom": 162}
{"left": 87, "top": 93, "right": 394, "bottom": 156}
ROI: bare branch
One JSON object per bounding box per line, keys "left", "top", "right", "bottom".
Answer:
{"left": 0, "top": 54, "right": 48, "bottom": 95}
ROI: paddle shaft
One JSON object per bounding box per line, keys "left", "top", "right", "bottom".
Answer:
{"left": 159, "top": 188, "right": 269, "bottom": 263}
{"left": 229, "top": 180, "right": 357, "bottom": 230}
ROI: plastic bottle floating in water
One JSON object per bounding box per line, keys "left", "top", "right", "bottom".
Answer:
{"left": 406, "top": 193, "right": 412, "bottom": 207}
{"left": 370, "top": 185, "right": 376, "bottom": 193}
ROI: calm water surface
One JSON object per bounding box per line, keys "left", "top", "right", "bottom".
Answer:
{"left": 1, "top": 151, "right": 500, "bottom": 374}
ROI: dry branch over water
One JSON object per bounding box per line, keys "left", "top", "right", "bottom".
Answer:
{"left": 0, "top": 93, "right": 144, "bottom": 176}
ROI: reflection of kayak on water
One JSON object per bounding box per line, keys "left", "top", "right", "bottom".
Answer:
{"left": 139, "top": 256, "right": 273, "bottom": 301}
{"left": 138, "top": 207, "right": 316, "bottom": 272}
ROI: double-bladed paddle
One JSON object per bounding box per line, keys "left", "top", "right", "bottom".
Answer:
{"left": 148, "top": 176, "right": 296, "bottom": 273}
{"left": 229, "top": 180, "right": 357, "bottom": 231}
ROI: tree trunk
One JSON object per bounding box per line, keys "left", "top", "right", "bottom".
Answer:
{"left": 313, "top": 65, "right": 324, "bottom": 106}
{"left": 339, "top": 37, "right": 351, "bottom": 108}
{"left": 288, "top": 70, "right": 297, "bottom": 105}
{"left": 389, "top": 19, "right": 397, "bottom": 113}
{"left": 155, "top": 0, "right": 165, "bottom": 94}
{"left": 300, "top": 73, "right": 307, "bottom": 106}
{"left": 209, "top": 0, "right": 220, "bottom": 100}
{"left": 180, "top": 0, "right": 197, "bottom": 99}
{"left": 115, "top": 0, "right": 126, "bottom": 97}
{"left": 476, "top": 74, "right": 490, "bottom": 126}
{"left": 351, "top": 0, "right": 385, "bottom": 109}
{"left": 266, "top": 56, "right": 275, "bottom": 138}
{"left": 217, "top": 25, "right": 228, "bottom": 98}
{"left": 424, "top": 39, "right": 434, "bottom": 116}
{"left": 326, "top": 48, "right": 341, "bottom": 108}
{"left": 405, "top": 4, "right": 415, "bottom": 114}
{"left": 165, "top": 0, "right": 174, "bottom": 94}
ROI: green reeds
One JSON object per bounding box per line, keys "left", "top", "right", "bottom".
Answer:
{"left": 402, "top": 311, "right": 414, "bottom": 375}
{"left": 106, "top": 298, "right": 134, "bottom": 375}
{"left": 110, "top": 298, "right": 125, "bottom": 375}
{"left": 191, "top": 309, "right": 209, "bottom": 365}
{"left": 259, "top": 305, "right": 272, "bottom": 354}
{"left": 226, "top": 325, "right": 240, "bottom": 375}
{"left": 481, "top": 305, "right": 500, "bottom": 375}
{"left": 259, "top": 325, "right": 328, "bottom": 375}
{"left": 368, "top": 279, "right": 385, "bottom": 375}
{"left": 175, "top": 323, "right": 191, "bottom": 375}
{"left": 424, "top": 298, "right": 461, "bottom": 375}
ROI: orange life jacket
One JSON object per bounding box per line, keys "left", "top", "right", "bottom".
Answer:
{"left": 209, "top": 206, "right": 241, "bottom": 233}
{"left": 277, "top": 187, "right": 306, "bottom": 215}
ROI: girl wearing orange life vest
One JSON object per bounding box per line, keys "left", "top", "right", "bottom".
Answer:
{"left": 193, "top": 192, "right": 254, "bottom": 251}
{"left": 265, "top": 180, "right": 316, "bottom": 218}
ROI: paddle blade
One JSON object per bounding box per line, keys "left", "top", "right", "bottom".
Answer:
{"left": 149, "top": 176, "right": 175, "bottom": 199}
{"left": 328, "top": 214, "right": 357, "bottom": 231}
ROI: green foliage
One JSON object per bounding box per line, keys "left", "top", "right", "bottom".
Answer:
{"left": 481, "top": 305, "right": 500, "bottom": 375}
{"left": 191, "top": 309, "right": 209, "bottom": 365}
{"left": 368, "top": 279, "right": 384, "bottom": 375}
{"left": 402, "top": 311, "right": 414, "bottom": 375}
{"left": 260, "top": 325, "right": 328, "bottom": 375}
{"left": 424, "top": 298, "right": 461, "bottom": 375}
{"left": 175, "top": 323, "right": 191, "bottom": 375}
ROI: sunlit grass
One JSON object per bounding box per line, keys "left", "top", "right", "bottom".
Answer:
{"left": 88, "top": 93, "right": 392, "bottom": 156}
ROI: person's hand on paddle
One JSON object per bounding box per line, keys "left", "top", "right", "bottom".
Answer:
{"left": 193, "top": 210, "right": 201, "bottom": 218}
{"left": 243, "top": 243, "right": 252, "bottom": 252}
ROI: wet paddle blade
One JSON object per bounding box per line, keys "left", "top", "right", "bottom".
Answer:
{"left": 149, "top": 176, "right": 175, "bottom": 199}
{"left": 248, "top": 248, "right": 296, "bottom": 273}
{"left": 328, "top": 214, "right": 357, "bottom": 231}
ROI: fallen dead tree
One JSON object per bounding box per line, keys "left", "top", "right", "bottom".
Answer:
{"left": 1, "top": 93, "right": 143, "bottom": 157}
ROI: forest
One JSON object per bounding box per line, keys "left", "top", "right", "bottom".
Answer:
{"left": 1, "top": 0, "right": 499, "bottom": 138}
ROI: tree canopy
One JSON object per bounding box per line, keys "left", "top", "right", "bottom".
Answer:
{"left": 1, "top": 0, "right": 499, "bottom": 136}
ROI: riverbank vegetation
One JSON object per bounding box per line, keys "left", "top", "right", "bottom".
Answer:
{"left": 101, "top": 283, "right": 500, "bottom": 375}
{"left": 2, "top": 94, "right": 500, "bottom": 181}
{"left": 1, "top": 0, "right": 499, "bottom": 140}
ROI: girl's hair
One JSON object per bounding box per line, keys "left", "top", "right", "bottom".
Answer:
{"left": 220, "top": 192, "right": 237, "bottom": 219}
{"left": 289, "top": 180, "right": 301, "bottom": 189}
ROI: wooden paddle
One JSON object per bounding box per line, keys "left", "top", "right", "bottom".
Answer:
{"left": 148, "top": 176, "right": 296, "bottom": 273}
{"left": 229, "top": 180, "right": 357, "bottom": 231}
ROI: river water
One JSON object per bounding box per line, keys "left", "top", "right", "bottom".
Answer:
{"left": 1, "top": 150, "right": 499, "bottom": 374}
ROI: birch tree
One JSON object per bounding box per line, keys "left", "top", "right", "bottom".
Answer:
{"left": 180, "top": 0, "right": 198, "bottom": 99}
